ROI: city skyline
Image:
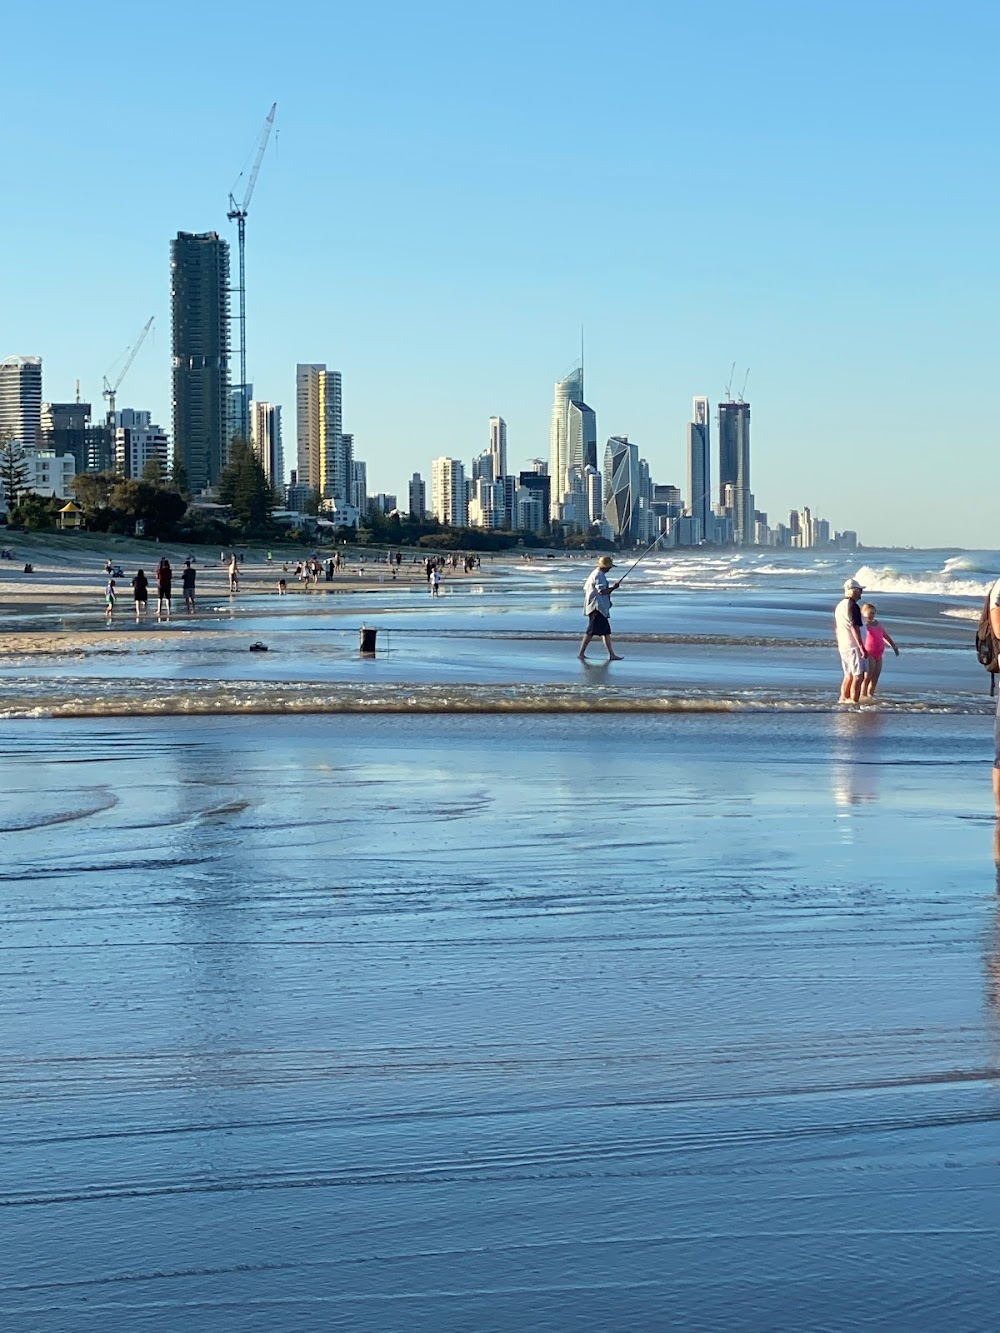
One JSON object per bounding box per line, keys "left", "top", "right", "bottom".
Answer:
{"left": 2, "top": 2, "right": 996, "bottom": 547}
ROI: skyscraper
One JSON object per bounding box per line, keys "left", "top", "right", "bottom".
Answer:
{"left": 549, "top": 366, "right": 598, "bottom": 522}
{"left": 0, "top": 356, "right": 42, "bottom": 450}
{"left": 170, "top": 232, "right": 231, "bottom": 492}
{"left": 687, "top": 395, "right": 712, "bottom": 540}
{"left": 718, "top": 400, "right": 752, "bottom": 545}
{"left": 296, "top": 364, "right": 348, "bottom": 500}
{"left": 431, "top": 456, "right": 468, "bottom": 527}
{"left": 603, "top": 436, "right": 640, "bottom": 543}
{"left": 488, "top": 416, "right": 507, "bottom": 479}
{"left": 251, "top": 401, "right": 283, "bottom": 487}
{"left": 408, "top": 472, "right": 426, "bottom": 519}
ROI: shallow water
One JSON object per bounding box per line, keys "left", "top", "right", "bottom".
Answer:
{"left": 1, "top": 713, "right": 998, "bottom": 1329}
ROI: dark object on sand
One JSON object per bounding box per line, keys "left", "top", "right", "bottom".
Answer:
{"left": 359, "top": 626, "right": 377, "bottom": 654}
{"left": 22, "top": 563, "right": 33, "bottom": 573}
{"left": 249, "top": 642, "right": 269, "bottom": 653}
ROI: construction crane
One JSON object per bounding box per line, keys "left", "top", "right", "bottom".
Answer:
{"left": 739, "top": 368, "right": 750, "bottom": 402}
{"left": 227, "top": 102, "right": 277, "bottom": 444}
{"left": 724, "top": 361, "right": 736, "bottom": 400}
{"left": 102, "top": 316, "right": 155, "bottom": 428}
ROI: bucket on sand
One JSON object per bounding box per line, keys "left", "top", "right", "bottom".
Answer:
{"left": 359, "top": 626, "right": 377, "bottom": 654}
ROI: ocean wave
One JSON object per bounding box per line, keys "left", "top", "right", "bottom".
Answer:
{"left": 0, "top": 680, "right": 988, "bottom": 720}
{"left": 853, "top": 563, "right": 994, "bottom": 599}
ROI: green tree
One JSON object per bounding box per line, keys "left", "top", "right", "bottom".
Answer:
{"left": 141, "top": 456, "right": 164, "bottom": 485}
{"left": 110, "top": 479, "right": 187, "bottom": 538}
{"left": 171, "top": 454, "right": 190, "bottom": 498}
{"left": 0, "top": 432, "right": 29, "bottom": 513}
{"left": 9, "top": 493, "right": 59, "bottom": 530}
{"left": 70, "top": 471, "right": 118, "bottom": 531}
{"left": 217, "top": 438, "right": 273, "bottom": 530}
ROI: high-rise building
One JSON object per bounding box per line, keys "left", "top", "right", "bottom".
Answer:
{"left": 718, "top": 399, "right": 752, "bottom": 545}
{"left": 250, "top": 401, "right": 283, "bottom": 487}
{"left": 431, "top": 456, "right": 468, "bottom": 527}
{"left": 408, "top": 471, "right": 426, "bottom": 519}
{"left": 488, "top": 416, "right": 507, "bottom": 479}
{"left": 114, "top": 410, "right": 170, "bottom": 480}
{"left": 296, "top": 364, "right": 350, "bottom": 501}
{"left": 567, "top": 399, "right": 598, "bottom": 472}
{"left": 0, "top": 356, "right": 43, "bottom": 450}
{"left": 549, "top": 366, "right": 598, "bottom": 521}
{"left": 603, "top": 436, "right": 640, "bottom": 543}
{"left": 472, "top": 451, "right": 496, "bottom": 483}
{"left": 229, "top": 383, "right": 253, "bottom": 447}
{"left": 687, "top": 396, "right": 712, "bottom": 538}
{"left": 517, "top": 469, "right": 551, "bottom": 533}
{"left": 351, "top": 458, "right": 367, "bottom": 511}
{"left": 40, "top": 400, "right": 89, "bottom": 472}
{"left": 170, "top": 232, "right": 231, "bottom": 492}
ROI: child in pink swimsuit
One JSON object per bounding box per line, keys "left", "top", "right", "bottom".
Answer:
{"left": 861, "top": 603, "right": 899, "bottom": 699}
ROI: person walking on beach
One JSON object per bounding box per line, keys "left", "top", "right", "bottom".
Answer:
{"left": 132, "top": 569, "right": 148, "bottom": 619}
{"left": 228, "top": 554, "right": 239, "bottom": 593}
{"left": 182, "top": 559, "right": 196, "bottom": 614}
{"left": 430, "top": 567, "right": 441, "bottom": 597}
{"left": 579, "top": 554, "right": 624, "bottom": 661}
{"left": 835, "top": 578, "right": 867, "bottom": 703}
{"left": 155, "top": 558, "right": 172, "bottom": 619}
{"left": 860, "top": 602, "right": 899, "bottom": 699}
{"left": 105, "top": 578, "right": 116, "bottom": 621}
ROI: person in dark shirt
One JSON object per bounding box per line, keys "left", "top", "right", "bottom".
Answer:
{"left": 182, "top": 560, "right": 196, "bottom": 613}
{"left": 156, "top": 559, "right": 172, "bottom": 619}
{"left": 132, "top": 569, "right": 148, "bottom": 619}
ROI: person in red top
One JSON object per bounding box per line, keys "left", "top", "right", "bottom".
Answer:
{"left": 860, "top": 602, "right": 899, "bottom": 699}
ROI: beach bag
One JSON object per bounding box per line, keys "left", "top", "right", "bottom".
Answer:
{"left": 975, "top": 583, "right": 1000, "bottom": 695}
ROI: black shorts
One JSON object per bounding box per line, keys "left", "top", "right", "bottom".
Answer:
{"left": 587, "top": 611, "right": 611, "bottom": 637}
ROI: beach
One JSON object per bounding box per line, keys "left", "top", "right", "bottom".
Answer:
{"left": 1, "top": 540, "right": 999, "bottom": 1329}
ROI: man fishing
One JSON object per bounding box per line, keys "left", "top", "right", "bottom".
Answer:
{"left": 579, "top": 555, "right": 624, "bottom": 662}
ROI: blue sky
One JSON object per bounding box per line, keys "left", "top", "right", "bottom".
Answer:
{"left": 3, "top": 0, "right": 997, "bottom": 545}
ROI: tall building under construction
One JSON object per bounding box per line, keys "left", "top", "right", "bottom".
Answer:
{"left": 170, "top": 232, "right": 231, "bottom": 492}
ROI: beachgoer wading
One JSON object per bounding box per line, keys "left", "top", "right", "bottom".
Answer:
{"left": 835, "top": 578, "right": 867, "bottom": 704}
{"left": 579, "top": 555, "right": 623, "bottom": 662}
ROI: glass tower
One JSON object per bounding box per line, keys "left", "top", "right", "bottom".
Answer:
{"left": 170, "top": 232, "right": 231, "bottom": 492}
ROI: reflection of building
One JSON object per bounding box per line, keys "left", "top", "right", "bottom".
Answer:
{"left": 115, "top": 409, "right": 170, "bottom": 479}
{"left": 687, "top": 395, "right": 711, "bottom": 538}
{"left": 408, "top": 471, "right": 426, "bottom": 518}
{"left": 0, "top": 356, "right": 43, "bottom": 450}
{"left": 170, "top": 231, "right": 231, "bottom": 492}
{"left": 718, "top": 400, "right": 752, "bottom": 545}
{"left": 431, "top": 456, "right": 468, "bottom": 527}
{"left": 603, "top": 435, "right": 640, "bottom": 543}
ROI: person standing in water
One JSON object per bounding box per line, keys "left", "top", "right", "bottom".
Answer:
{"left": 132, "top": 569, "right": 149, "bottom": 619}
{"left": 860, "top": 602, "right": 899, "bottom": 699}
{"left": 579, "top": 555, "right": 623, "bottom": 661}
{"left": 104, "top": 578, "right": 116, "bottom": 621}
{"left": 835, "top": 578, "right": 867, "bottom": 704}
{"left": 155, "top": 558, "right": 172, "bottom": 619}
{"left": 182, "top": 559, "right": 197, "bottom": 614}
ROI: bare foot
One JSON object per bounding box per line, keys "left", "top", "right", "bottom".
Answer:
{"left": 577, "top": 652, "right": 587, "bottom": 660}
{"left": 608, "top": 654, "right": 624, "bottom": 661}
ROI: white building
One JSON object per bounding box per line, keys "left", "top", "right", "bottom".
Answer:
{"left": 488, "top": 416, "right": 507, "bottom": 479}
{"left": 114, "top": 409, "right": 170, "bottom": 480}
{"left": 431, "top": 456, "right": 468, "bottom": 527}
{"left": 22, "top": 447, "right": 75, "bottom": 499}
{"left": 251, "top": 400, "right": 283, "bottom": 487}
{"left": 468, "top": 477, "right": 506, "bottom": 529}
{"left": 0, "top": 356, "right": 43, "bottom": 450}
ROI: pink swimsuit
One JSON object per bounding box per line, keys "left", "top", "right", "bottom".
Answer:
{"left": 864, "top": 624, "right": 887, "bottom": 659}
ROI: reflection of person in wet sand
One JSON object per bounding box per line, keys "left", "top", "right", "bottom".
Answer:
{"left": 579, "top": 555, "right": 624, "bottom": 662}
{"left": 860, "top": 602, "right": 899, "bottom": 699}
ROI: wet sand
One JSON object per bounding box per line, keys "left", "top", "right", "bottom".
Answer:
{"left": 1, "top": 713, "right": 998, "bottom": 1330}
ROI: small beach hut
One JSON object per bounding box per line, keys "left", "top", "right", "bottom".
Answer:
{"left": 58, "top": 501, "right": 81, "bottom": 530}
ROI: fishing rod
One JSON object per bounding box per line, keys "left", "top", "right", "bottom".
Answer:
{"left": 613, "top": 534, "right": 665, "bottom": 586}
